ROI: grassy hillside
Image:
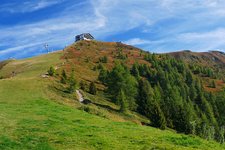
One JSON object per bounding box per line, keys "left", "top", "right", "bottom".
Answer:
{"left": 0, "top": 41, "right": 225, "bottom": 149}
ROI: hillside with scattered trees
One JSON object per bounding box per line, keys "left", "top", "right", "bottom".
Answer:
{"left": 60, "top": 40, "right": 225, "bottom": 143}
{"left": 0, "top": 40, "right": 224, "bottom": 149}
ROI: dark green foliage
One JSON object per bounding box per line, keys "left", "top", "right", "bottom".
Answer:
{"left": 137, "top": 79, "right": 166, "bottom": 130}
{"left": 79, "top": 80, "right": 86, "bottom": 91}
{"left": 189, "top": 64, "right": 215, "bottom": 78}
{"left": 60, "top": 69, "right": 67, "bottom": 84}
{"left": 68, "top": 70, "right": 77, "bottom": 93}
{"left": 117, "top": 53, "right": 127, "bottom": 60}
{"left": 105, "top": 63, "right": 137, "bottom": 110}
{"left": 48, "top": 66, "right": 55, "bottom": 76}
{"left": 218, "top": 126, "right": 225, "bottom": 144}
{"left": 210, "top": 80, "right": 216, "bottom": 88}
{"left": 96, "top": 63, "right": 104, "bottom": 70}
{"left": 117, "top": 89, "right": 127, "bottom": 113}
{"left": 116, "top": 48, "right": 127, "bottom": 60}
{"left": 131, "top": 63, "right": 140, "bottom": 79}
{"left": 99, "top": 56, "right": 108, "bottom": 63}
{"left": 89, "top": 82, "right": 97, "bottom": 95}
{"left": 97, "top": 52, "right": 225, "bottom": 142}
{"left": 98, "top": 68, "right": 108, "bottom": 83}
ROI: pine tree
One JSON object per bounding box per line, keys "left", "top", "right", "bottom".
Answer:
{"left": 106, "top": 63, "right": 137, "bottom": 110}
{"left": 98, "top": 68, "right": 108, "bottom": 83}
{"left": 89, "top": 82, "right": 97, "bottom": 95}
{"left": 68, "top": 70, "right": 77, "bottom": 93}
{"left": 117, "top": 89, "right": 127, "bottom": 113}
{"left": 137, "top": 79, "right": 166, "bottom": 129}
{"left": 131, "top": 63, "right": 140, "bottom": 79}
{"left": 60, "top": 69, "right": 67, "bottom": 84}
{"left": 151, "top": 101, "right": 166, "bottom": 130}
{"left": 79, "top": 80, "right": 86, "bottom": 91}
{"left": 48, "top": 66, "right": 55, "bottom": 76}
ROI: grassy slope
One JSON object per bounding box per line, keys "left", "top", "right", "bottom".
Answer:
{"left": 0, "top": 43, "right": 225, "bottom": 149}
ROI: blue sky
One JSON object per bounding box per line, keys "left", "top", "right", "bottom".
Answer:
{"left": 1, "top": 0, "right": 225, "bottom": 60}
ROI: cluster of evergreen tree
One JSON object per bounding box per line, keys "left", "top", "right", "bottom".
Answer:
{"left": 189, "top": 64, "right": 215, "bottom": 78}
{"left": 98, "top": 53, "right": 225, "bottom": 143}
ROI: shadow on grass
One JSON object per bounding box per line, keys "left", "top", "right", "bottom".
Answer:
{"left": 80, "top": 97, "right": 118, "bottom": 113}
{"left": 91, "top": 102, "right": 119, "bottom": 112}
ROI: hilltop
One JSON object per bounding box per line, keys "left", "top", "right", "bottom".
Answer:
{"left": 0, "top": 40, "right": 224, "bottom": 150}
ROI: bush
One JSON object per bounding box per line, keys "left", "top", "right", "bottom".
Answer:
{"left": 99, "top": 56, "right": 108, "bottom": 63}
{"left": 60, "top": 70, "right": 67, "bottom": 84}
{"left": 48, "top": 66, "right": 55, "bottom": 76}
{"left": 89, "top": 82, "right": 97, "bottom": 95}
{"left": 80, "top": 80, "right": 86, "bottom": 91}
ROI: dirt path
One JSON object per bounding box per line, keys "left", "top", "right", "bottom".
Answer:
{"left": 76, "top": 90, "right": 84, "bottom": 103}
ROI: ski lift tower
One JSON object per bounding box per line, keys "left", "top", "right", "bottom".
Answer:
{"left": 44, "top": 43, "right": 49, "bottom": 53}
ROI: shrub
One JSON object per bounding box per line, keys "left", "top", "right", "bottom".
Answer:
{"left": 89, "top": 82, "right": 97, "bottom": 95}
{"left": 60, "top": 69, "right": 67, "bottom": 84}
{"left": 48, "top": 66, "right": 55, "bottom": 76}
{"left": 80, "top": 80, "right": 86, "bottom": 91}
{"left": 99, "top": 56, "right": 108, "bottom": 63}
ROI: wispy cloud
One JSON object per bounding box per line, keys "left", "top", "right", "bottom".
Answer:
{"left": 177, "top": 28, "right": 225, "bottom": 50}
{"left": 123, "top": 38, "right": 152, "bottom": 45}
{"left": 0, "top": 0, "right": 63, "bottom": 13}
{"left": 0, "top": 0, "right": 107, "bottom": 59}
{"left": 1, "top": 0, "right": 225, "bottom": 60}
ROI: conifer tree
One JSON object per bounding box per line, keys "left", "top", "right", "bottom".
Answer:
{"left": 117, "top": 89, "right": 127, "bottom": 113}
{"left": 106, "top": 63, "right": 137, "bottom": 110}
{"left": 131, "top": 63, "right": 140, "bottom": 79}
{"left": 68, "top": 69, "right": 77, "bottom": 93}
{"left": 89, "top": 82, "right": 97, "bottom": 95}
{"left": 98, "top": 68, "right": 108, "bottom": 83}
{"left": 137, "top": 79, "right": 166, "bottom": 129}
{"left": 48, "top": 66, "right": 55, "bottom": 76}
{"left": 60, "top": 69, "right": 67, "bottom": 84}
{"left": 151, "top": 101, "right": 166, "bottom": 130}
{"left": 79, "top": 80, "right": 86, "bottom": 91}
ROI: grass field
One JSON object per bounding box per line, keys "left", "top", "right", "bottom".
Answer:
{"left": 0, "top": 46, "right": 225, "bottom": 149}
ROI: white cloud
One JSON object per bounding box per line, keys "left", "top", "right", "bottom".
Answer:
{"left": 0, "top": 1, "right": 108, "bottom": 58}
{"left": 1, "top": 0, "right": 225, "bottom": 59}
{"left": 123, "top": 38, "right": 152, "bottom": 45}
{"left": 178, "top": 28, "right": 225, "bottom": 41}
{"left": 0, "top": 0, "right": 63, "bottom": 13}
{"left": 177, "top": 28, "right": 225, "bottom": 50}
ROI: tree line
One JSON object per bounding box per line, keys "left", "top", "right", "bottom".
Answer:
{"left": 98, "top": 53, "right": 225, "bottom": 143}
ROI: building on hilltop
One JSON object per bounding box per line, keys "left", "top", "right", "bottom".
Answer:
{"left": 75, "top": 33, "right": 94, "bottom": 42}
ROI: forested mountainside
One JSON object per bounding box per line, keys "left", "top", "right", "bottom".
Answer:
{"left": 169, "top": 50, "right": 225, "bottom": 80}
{"left": 61, "top": 41, "right": 225, "bottom": 142}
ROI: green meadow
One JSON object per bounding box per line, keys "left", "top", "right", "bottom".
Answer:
{"left": 0, "top": 52, "right": 224, "bottom": 150}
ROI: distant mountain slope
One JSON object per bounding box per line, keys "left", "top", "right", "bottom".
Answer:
{"left": 168, "top": 50, "right": 225, "bottom": 70}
